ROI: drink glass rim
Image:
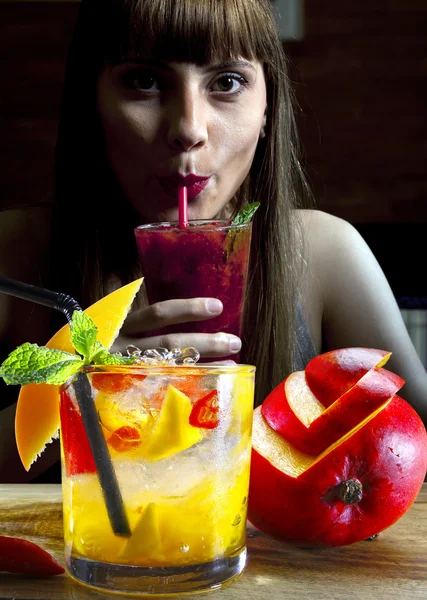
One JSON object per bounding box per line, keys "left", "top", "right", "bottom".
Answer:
{"left": 85, "top": 363, "right": 255, "bottom": 375}
{"left": 60, "top": 363, "right": 256, "bottom": 390}
{"left": 134, "top": 220, "right": 252, "bottom": 233}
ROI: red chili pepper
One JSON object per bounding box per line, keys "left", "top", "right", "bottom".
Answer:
{"left": 189, "top": 390, "right": 220, "bottom": 429}
{"left": 0, "top": 535, "right": 65, "bottom": 577}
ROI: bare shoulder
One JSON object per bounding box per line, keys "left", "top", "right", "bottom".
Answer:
{"left": 297, "top": 209, "right": 362, "bottom": 256}
{"left": 297, "top": 208, "right": 389, "bottom": 320}
{"left": 293, "top": 209, "right": 358, "bottom": 354}
{"left": 297, "top": 209, "right": 378, "bottom": 288}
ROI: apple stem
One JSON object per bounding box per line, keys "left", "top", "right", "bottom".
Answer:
{"left": 337, "top": 479, "right": 363, "bottom": 505}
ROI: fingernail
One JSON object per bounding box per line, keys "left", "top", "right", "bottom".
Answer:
{"left": 229, "top": 337, "right": 242, "bottom": 353}
{"left": 207, "top": 299, "right": 223, "bottom": 314}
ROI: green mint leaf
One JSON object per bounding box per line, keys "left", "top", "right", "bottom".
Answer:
{"left": 94, "top": 351, "right": 136, "bottom": 366}
{"left": 232, "top": 202, "right": 260, "bottom": 225}
{"left": 0, "top": 309, "right": 138, "bottom": 387}
{"left": 0, "top": 342, "right": 83, "bottom": 386}
{"left": 90, "top": 341, "right": 137, "bottom": 366}
{"left": 70, "top": 311, "right": 98, "bottom": 361}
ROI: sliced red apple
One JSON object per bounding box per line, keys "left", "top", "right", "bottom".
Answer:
{"left": 262, "top": 366, "right": 405, "bottom": 455}
{"left": 260, "top": 377, "right": 313, "bottom": 455}
{"left": 305, "top": 347, "right": 391, "bottom": 408}
{"left": 249, "top": 399, "right": 427, "bottom": 546}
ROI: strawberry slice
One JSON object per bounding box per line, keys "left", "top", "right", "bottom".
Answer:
{"left": 59, "top": 390, "right": 96, "bottom": 476}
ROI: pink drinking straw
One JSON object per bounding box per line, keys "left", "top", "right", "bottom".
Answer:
{"left": 178, "top": 186, "right": 189, "bottom": 229}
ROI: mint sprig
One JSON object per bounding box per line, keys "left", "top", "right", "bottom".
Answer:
{"left": 0, "top": 310, "right": 136, "bottom": 387}
{"left": 70, "top": 310, "right": 98, "bottom": 361}
{"left": 232, "top": 202, "right": 260, "bottom": 225}
{"left": 0, "top": 343, "right": 83, "bottom": 386}
{"left": 90, "top": 342, "right": 136, "bottom": 366}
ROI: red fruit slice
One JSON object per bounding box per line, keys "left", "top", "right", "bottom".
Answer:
{"left": 305, "top": 347, "right": 391, "bottom": 408}
{"left": 304, "top": 367, "right": 404, "bottom": 453}
{"left": 261, "top": 378, "right": 307, "bottom": 449}
{"left": 91, "top": 373, "right": 146, "bottom": 393}
{"left": 59, "top": 391, "right": 96, "bottom": 476}
{"left": 174, "top": 376, "right": 207, "bottom": 401}
{"left": 262, "top": 367, "right": 404, "bottom": 455}
{"left": 107, "top": 425, "right": 141, "bottom": 453}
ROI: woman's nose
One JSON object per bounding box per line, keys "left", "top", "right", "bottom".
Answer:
{"left": 166, "top": 87, "right": 208, "bottom": 152}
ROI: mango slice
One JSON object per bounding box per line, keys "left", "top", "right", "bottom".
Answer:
{"left": 119, "top": 503, "right": 162, "bottom": 561}
{"left": 15, "top": 278, "right": 143, "bottom": 470}
{"left": 139, "top": 385, "right": 203, "bottom": 461}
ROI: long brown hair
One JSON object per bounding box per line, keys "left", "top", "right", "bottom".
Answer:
{"left": 51, "top": 0, "right": 313, "bottom": 407}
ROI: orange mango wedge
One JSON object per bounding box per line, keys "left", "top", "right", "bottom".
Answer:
{"left": 15, "top": 278, "right": 143, "bottom": 471}
{"left": 137, "top": 385, "right": 203, "bottom": 461}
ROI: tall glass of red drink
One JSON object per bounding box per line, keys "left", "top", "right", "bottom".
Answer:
{"left": 134, "top": 220, "right": 252, "bottom": 361}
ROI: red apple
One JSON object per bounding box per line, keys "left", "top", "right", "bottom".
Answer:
{"left": 305, "top": 347, "right": 391, "bottom": 408}
{"left": 248, "top": 348, "right": 427, "bottom": 547}
{"left": 262, "top": 366, "right": 405, "bottom": 455}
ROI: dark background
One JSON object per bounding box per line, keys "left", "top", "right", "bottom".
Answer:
{"left": 1, "top": 0, "right": 426, "bottom": 300}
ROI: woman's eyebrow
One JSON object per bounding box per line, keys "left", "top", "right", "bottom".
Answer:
{"left": 113, "top": 58, "right": 256, "bottom": 72}
{"left": 207, "top": 61, "right": 256, "bottom": 72}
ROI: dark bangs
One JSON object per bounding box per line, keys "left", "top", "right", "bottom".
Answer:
{"left": 101, "top": 0, "right": 280, "bottom": 65}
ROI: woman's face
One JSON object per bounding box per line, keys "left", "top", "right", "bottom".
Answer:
{"left": 96, "top": 57, "right": 267, "bottom": 223}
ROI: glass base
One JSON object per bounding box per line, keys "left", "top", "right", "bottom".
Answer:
{"left": 66, "top": 547, "right": 247, "bottom": 596}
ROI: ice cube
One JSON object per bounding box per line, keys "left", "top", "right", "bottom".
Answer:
{"left": 122, "top": 345, "right": 200, "bottom": 366}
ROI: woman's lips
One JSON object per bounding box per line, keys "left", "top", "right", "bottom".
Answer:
{"left": 182, "top": 178, "right": 210, "bottom": 199}
{"left": 159, "top": 175, "right": 211, "bottom": 200}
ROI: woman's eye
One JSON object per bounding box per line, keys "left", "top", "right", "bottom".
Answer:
{"left": 212, "top": 74, "right": 247, "bottom": 94}
{"left": 123, "top": 71, "right": 158, "bottom": 91}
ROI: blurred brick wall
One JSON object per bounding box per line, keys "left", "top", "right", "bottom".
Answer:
{"left": 285, "top": 0, "right": 427, "bottom": 223}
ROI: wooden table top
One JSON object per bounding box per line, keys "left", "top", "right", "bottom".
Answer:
{"left": 0, "top": 484, "right": 426, "bottom": 600}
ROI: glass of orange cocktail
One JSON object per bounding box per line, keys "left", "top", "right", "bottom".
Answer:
{"left": 60, "top": 360, "right": 255, "bottom": 595}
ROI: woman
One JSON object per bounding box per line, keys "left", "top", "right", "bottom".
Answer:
{"left": 1, "top": 0, "right": 426, "bottom": 481}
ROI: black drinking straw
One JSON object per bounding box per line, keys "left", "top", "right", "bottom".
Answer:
{"left": 72, "top": 372, "right": 130, "bottom": 536}
{"left": 0, "top": 275, "right": 83, "bottom": 320}
{"left": 0, "top": 275, "right": 131, "bottom": 536}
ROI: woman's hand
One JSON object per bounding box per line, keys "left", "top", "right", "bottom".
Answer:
{"left": 110, "top": 297, "right": 242, "bottom": 359}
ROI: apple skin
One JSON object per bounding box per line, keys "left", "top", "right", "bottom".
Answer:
{"left": 248, "top": 397, "right": 427, "bottom": 547}
{"left": 305, "top": 347, "right": 391, "bottom": 408}
{"left": 262, "top": 367, "right": 405, "bottom": 455}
